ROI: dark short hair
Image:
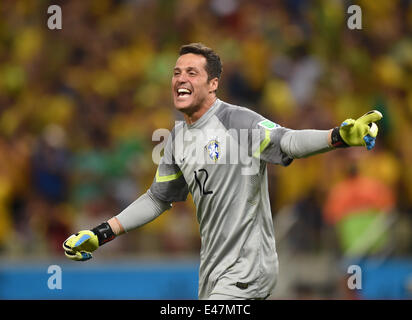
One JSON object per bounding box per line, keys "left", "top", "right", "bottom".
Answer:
{"left": 179, "top": 43, "right": 223, "bottom": 81}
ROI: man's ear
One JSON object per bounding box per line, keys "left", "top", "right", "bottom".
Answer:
{"left": 208, "top": 77, "right": 219, "bottom": 93}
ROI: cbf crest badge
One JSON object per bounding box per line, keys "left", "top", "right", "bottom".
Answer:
{"left": 205, "top": 139, "right": 220, "bottom": 162}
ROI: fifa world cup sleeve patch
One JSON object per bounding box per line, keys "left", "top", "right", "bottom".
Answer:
{"left": 257, "top": 119, "right": 280, "bottom": 130}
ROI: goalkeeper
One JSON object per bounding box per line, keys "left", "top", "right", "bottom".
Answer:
{"left": 63, "top": 43, "right": 383, "bottom": 300}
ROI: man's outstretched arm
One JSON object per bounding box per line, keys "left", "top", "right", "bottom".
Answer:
{"left": 279, "top": 110, "right": 383, "bottom": 159}
{"left": 62, "top": 190, "right": 172, "bottom": 261}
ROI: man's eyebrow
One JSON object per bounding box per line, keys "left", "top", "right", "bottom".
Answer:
{"left": 186, "top": 67, "right": 200, "bottom": 72}
{"left": 173, "top": 66, "right": 200, "bottom": 72}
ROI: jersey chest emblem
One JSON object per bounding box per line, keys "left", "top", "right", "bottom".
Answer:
{"left": 205, "top": 139, "right": 220, "bottom": 162}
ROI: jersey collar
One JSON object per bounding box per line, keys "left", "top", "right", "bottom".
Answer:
{"left": 186, "top": 98, "right": 222, "bottom": 129}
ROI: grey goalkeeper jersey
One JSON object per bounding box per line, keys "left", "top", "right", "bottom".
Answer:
{"left": 149, "top": 98, "right": 293, "bottom": 299}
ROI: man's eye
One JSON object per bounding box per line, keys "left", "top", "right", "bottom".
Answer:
{"left": 189, "top": 72, "right": 196, "bottom": 76}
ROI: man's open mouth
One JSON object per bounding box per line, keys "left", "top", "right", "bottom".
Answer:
{"left": 177, "top": 88, "right": 192, "bottom": 97}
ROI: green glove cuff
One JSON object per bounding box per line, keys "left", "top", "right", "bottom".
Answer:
{"left": 91, "top": 222, "right": 116, "bottom": 246}
{"left": 331, "top": 127, "right": 349, "bottom": 148}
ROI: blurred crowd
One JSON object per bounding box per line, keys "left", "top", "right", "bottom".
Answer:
{"left": 0, "top": 0, "right": 412, "bottom": 266}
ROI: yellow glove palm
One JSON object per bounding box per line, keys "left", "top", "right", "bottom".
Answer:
{"left": 63, "top": 230, "right": 99, "bottom": 261}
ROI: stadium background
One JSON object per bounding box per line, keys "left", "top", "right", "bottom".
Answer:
{"left": 0, "top": 0, "right": 412, "bottom": 299}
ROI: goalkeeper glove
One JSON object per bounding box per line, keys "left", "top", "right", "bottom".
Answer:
{"left": 331, "top": 110, "right": 383, "bottom": 150}
{"left": 63, "top": 222, "right": 116, "bottom": 261}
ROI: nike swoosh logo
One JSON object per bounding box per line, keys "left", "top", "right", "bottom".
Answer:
{"left": 100, "top": 225, "right": 110, "bottom": 232}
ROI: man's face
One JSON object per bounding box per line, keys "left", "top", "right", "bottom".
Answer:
{"left": 172, "top": 53, "right": 217, "bottom": 113}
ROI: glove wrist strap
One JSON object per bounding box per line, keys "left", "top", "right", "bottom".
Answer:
{"left": 91, "top": 222, "right": 116, "bottom": 246}
{"left": 331, "top": 127, "right": 349, "bottom": 148}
